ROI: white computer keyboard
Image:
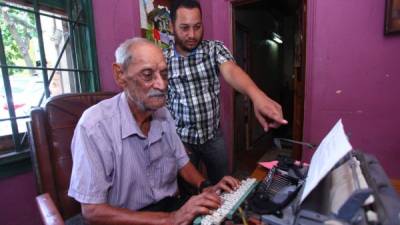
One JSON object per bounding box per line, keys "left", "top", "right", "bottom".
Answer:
{"left": 193, "top": 178, "right": 258, "bottom": 225}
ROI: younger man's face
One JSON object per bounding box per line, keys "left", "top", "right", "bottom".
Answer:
{"left": 172, "top": 7, "right": 203, "bottom": 54}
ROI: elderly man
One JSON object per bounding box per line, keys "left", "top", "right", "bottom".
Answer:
{"left": 68, "top": 37, "right": 239, "bottom": 225}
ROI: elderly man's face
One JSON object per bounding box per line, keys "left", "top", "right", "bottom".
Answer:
{"left": 116, "top": 43, "right": 168, "bottom": 111}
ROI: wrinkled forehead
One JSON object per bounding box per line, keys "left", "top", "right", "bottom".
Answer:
{"left": 129, "top": 44, "right": 166, "bottom": 68}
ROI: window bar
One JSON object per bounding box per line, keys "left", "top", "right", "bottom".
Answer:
{"left": 19, "top": 132, "right": 28, "bottom": 150}
{"left": 47, "top": 8, "right": 83, "bottom": 89}
{"left": 35, "top": 8, "right": 84, "bottom": 107}
{"left": 0, "top": 29, "right": 22, "bottom": 151}
{"left": 18, "top": 6, "right": 82, "bottom": 149}
{"left": 1, "top": 65, "right": 90, "bottom": 107}
{"left": 67, "top": 0, "right": 81, "bottom": 92}
{"left": 74, "top": 27, "right": 86, "bottom": 91}
{"left": 0, "top": 2, "right": 87, "bottom": 26}
{"left": 33, "top": 0, "right": 50, "bottom": 98}
{"left": 84, "top": 0, "right": 101, "bottom": 91}
{"left": 1, "top": 65, "right": 92, "bottom": 72}
{"left": 36, "top": 91, "right": 46, "bottom": 110}
{"left": 0, "top": 115, "right": 30, "bottom": 122}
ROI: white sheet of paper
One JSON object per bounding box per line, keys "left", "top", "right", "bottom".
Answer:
{"left": 300, "top": 119, "right": 352, "bottom": 203}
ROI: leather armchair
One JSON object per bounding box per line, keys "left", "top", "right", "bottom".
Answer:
{"left": 28, "top": 92, "right": 116, "bottom": 225}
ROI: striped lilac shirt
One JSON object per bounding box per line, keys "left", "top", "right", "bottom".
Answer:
{"left": 68, "top": 92, "right": 189, "bottom": 210}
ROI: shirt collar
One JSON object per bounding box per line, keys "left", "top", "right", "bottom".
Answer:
{"left": 166, "top": 41, "right": 203, "bottom": 58}
{"left": 120, "top": 92, "right": 167, "bottom": 142}
{"left": 120, "top": 92, "right": 141, "bottom": 139}
{"left": 173, "top": 46, "right": 196, "bottom": 58}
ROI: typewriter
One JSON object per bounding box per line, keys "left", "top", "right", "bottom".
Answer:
{"left": 193, "top": 119, "right": 400, "bottom": 225}
{"left": 249, "top": 152, "right": 400, "bottom": 225}
{"left": 249, "top": 154, "right": 306, "bottom": 216}
{"left": 192, "top": 151, "right": 399, "bottom": 225}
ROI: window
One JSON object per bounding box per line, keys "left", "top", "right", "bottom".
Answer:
{"left": 0, "top": 0, "right": 99, "bottom": 160}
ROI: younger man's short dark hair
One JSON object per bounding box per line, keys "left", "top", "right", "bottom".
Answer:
{"left": 170, "top": 0, "right": 202, "bottom": 23}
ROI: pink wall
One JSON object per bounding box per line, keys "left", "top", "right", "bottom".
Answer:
{"left": 92, "top": 0, "right": 141, "bottom": 91}
{"left": 92, "top": 0, "right": 400, "bottom": 178}
{"left": 199, "top": 0, "right": 235, "bottom": 172}
{"left": 0, "top": 172, "right": 42, "bottom": 225}
{"left": 196, "top": 0, "right": 400, "bottom": 179}
{"left": 303, "top": 0, "right": 400, "bottom": 179}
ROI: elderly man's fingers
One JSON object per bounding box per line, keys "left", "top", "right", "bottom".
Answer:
{"left": 214, "top": 176, "right": 240, "bottom": 193}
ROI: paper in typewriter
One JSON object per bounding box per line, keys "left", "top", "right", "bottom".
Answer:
{"left": 300, "top": 119, "right": 352, "bottom": 203}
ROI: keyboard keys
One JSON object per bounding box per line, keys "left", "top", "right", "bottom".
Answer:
{"left": 195, "top": 178, "right": 258, "bottom": 225}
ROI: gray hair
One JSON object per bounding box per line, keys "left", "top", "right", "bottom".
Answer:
{"left": 115, "top": 37, "right": 154, "bottom": 70}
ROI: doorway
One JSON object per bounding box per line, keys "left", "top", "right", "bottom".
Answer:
{"left": 232, "top": 0, "right": 306, "bottom": 175}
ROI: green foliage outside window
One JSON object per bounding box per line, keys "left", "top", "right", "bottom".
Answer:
{"left": 0, "top": 8, "right": 37, "bottom": 75}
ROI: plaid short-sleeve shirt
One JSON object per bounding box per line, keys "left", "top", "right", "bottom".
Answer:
{"left": 164, "top": 40, "right": 235, "bottom": 144}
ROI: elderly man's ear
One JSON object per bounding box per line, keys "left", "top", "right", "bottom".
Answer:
{"left": 112, "top": 63, "right": 127, "bottom": 88}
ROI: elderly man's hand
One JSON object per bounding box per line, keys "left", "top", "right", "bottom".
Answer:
{"left": 168, "top": 176, "right": 241, "bottom": 224}
{"left": 169, "top": 192, "right": 221, "bottom": 225}
{"left": 205, "top": 176, "right": 240, "bottom": 194}
{"left": 252, "top": 91, "right": 288, "bottom": 132}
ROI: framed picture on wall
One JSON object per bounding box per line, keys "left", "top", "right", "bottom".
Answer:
{"left": 385, "top": 0, "right": 400, "bottom": 34}
{"left": 139, "top": 0, "right": 173, "bottom": 48}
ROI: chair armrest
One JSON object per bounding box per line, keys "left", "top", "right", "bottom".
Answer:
{"left": 36, "top": 193, "right": 65, "bottom": 225}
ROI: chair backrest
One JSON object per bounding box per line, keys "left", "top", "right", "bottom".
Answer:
{"left": 28, "top": 92, "right": 116, "bottom": 220}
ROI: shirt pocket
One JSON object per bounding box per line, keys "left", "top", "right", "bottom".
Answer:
{"left": 158, "top": 156, "right": 178, "bottom": 186}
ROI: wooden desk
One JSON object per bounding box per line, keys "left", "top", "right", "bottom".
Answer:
{"left": 250, "top": 165, "right": 268, "bottom": 181}
{"left": 391, "top": 179, "right": 400, "bottom": 194}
